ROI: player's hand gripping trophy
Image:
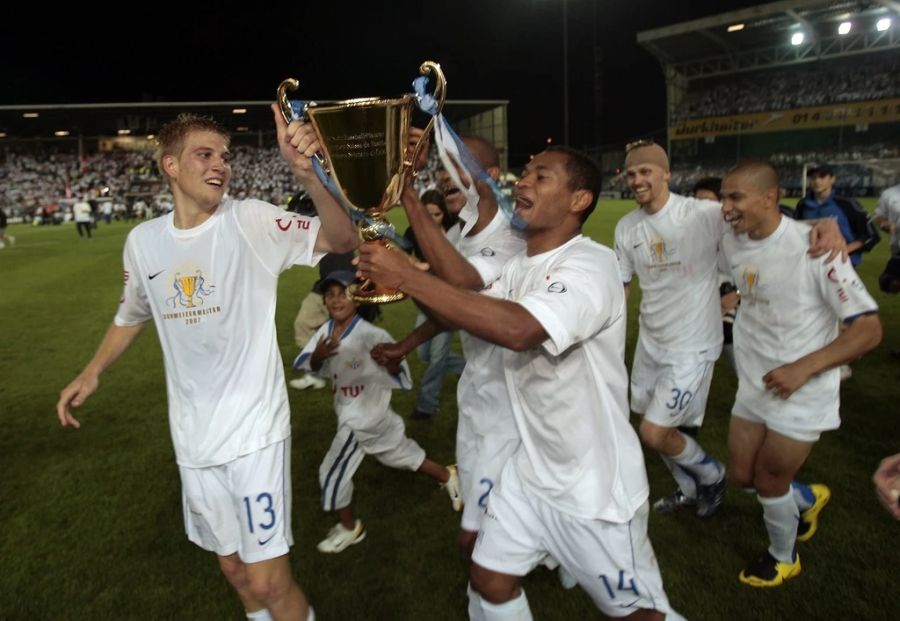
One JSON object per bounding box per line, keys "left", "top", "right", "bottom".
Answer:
{"left": 277, "top": 61, "right": 446, "bottom": 303}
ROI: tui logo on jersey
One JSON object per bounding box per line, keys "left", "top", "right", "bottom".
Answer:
{"left": 275, "top": 216, "right": 313, "bottom": 232}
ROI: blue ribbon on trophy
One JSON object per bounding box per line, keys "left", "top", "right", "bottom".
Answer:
{"left": 285, "top": 99, "right": 412, "bottom": 250}
{"left": 412, "top": 77, "right": 525, "bottom": 233}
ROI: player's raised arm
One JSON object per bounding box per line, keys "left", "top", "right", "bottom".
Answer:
{"left": 271, "top": 103, "right": 357, "bottom": 254}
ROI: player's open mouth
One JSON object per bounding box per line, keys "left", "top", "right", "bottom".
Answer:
{"left": 515, "top": 197, "right": 533, "bottom": 212}
{"left": 206, "top": 179, "right": 224, "bottom": 187}
{"left": 724, "top": 212, "right": 742, "bottom": 225}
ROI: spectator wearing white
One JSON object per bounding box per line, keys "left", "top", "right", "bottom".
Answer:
{"left": 73, "top": 196, "right": 93, "bottom": 239}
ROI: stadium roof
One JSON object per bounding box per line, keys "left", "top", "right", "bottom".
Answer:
{"left": 638, "top": 0, "right": 900, "bottom": 79}
{"left": 0, "top": 99, "right": 507, "bottom": 142}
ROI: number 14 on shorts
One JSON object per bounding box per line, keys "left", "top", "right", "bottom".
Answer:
{"left": 598, "top": 570, "right": 640, "bottom": 600}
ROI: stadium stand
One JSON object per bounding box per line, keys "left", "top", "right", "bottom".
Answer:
{"left": 598, "top": 0, "right": 900, "bottom": 198}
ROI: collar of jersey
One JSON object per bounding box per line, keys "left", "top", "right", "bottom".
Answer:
{"left": 166, "top": 199, "right": 229, "bottom": 238}
{"left": 327, "top": 313, "right": 363, "bottom": 341}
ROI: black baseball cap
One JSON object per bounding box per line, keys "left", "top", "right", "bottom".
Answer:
{"left": 807, "top": 164, "right": 835, "bottom": 177}
{"left": 314, "top": 270, "right": 356, "bottom": 293}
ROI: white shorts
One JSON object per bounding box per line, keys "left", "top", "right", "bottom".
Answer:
{"left": 320, "top": 410, "right": 426, "bottom": 511}
{"left": 179, "top": 438, "right": 293, "bottom": 564}
{"left": 456, "top": 414, "right": 520, "bottom": 532}
{"left": 472, "top": 463, "right": 672, "bottom": 618}
{"left": 631, "top": 340, "right": 715, "bottom": 429}
{"left": 731, "top": 399, "right": 835, "bottom": 443}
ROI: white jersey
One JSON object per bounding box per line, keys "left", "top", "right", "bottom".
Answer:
{"left": 487, "top": 235, "right": 649, "bottom": 522}
{"left": 614, "top": 193, "right": 724, "bottom": 357}
{"left": 114, "top": 198, "right": 324, "bottom": 468}
{"left": 721, "top": 217, "right": 878, "bottom": 420}
{"left": 455, "top": 209, "right": 526, "bottom": 439}
{"left": 294, "top": 315, "right": 412, "bottom": 425}
{"left": 875, "top": 184, "right": 900, "bottom": 255}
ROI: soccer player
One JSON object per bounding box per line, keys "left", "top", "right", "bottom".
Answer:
{"left": 56, "top": 108, "right": 358, "bottom": 621}
{"left": 358, "top": 146, "right": 682, "bottom": 620}
{"left": 293, "top": 270, "right": 461, "bottom": 554}
{"left": 615, "top": 142, "right": 728, "bottom": 518}
{"left": 720, "top": 160, "right": 882, "bottom": 587}
{"left": 373, "top": 134, "right": 525, "bottom": 564}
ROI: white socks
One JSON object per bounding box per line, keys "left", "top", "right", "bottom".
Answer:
{"left": 480, "top": 590, "right": 532, "bottom": 621}
{"left": 759, "top": 490, "right": 799, "bottom": 562}
{"left": 671, "top": 433, "right": 723, "bottom": 486}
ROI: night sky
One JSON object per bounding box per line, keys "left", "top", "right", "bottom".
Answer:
{"left": 4, "top": 1, "right": 761, "bottom": 161}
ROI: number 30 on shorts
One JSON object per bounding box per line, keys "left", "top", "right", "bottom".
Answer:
{"left": 665, "top": 388, "right": 693, "bottom": 411}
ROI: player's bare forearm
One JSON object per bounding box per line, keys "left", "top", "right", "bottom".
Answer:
{"left": 401, "top": 187, "right": 483, "bottom": 289}
{"left": 309, "top": 180, "right": 357, "bottom": 254}
{"left": 806, "top": 217, "right": 848, "bottom": 263}
{"left": 57, "top": 322, "right": 146, "bottom": 427}
{"left": 359, "top": 244, "right": 544, "bottom": 351}
{"left": 767, "top": 313, "right": 882, "bottom": 398}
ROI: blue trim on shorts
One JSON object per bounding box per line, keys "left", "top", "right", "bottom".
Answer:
{"left": 321, "top": 432, "right": 357, "bottom": 511}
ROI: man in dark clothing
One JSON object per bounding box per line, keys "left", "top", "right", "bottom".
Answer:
{"left": 795, "top": 165, "right": 878, "bottom": 267}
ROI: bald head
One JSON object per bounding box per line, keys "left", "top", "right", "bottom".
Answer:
{"left": 624, "top": 143, "right": 669, "bottom": 172}
{"left": 726, "top": 160, "right": 780, "bottom": 194}
{"left": 461, "top": 135, "right": 500, "bottom": 170}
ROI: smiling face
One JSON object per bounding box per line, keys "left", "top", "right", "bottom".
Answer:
{"left": 162, "top": 129, "right": 232, "bottom": 212}
{"left": 626, "top": 161, "right": 670, "bottom": 211}
{"left": 721, "top": 168, "right": 781, "bottom": 239}
{"left": 323, "top": 282, "right": 357, "bottom": 325}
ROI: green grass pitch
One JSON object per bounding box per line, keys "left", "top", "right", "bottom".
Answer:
{"left": 0, "top": 199, "right": 896, "bottom": 620}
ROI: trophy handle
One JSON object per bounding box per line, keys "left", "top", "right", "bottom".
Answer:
{"left": 408, "top": 61, "right": 447, "bottom": 170}
{"left": 276, "top": 78, "right": 300, "bottom": 124}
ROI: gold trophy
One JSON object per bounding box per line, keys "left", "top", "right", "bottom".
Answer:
{"left": 277, "top": 61, "right": 446, "bottom": 303}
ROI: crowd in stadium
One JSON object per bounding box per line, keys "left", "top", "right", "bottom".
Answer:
{"left": 0, "top": 142, "right": 454, "bottom": 223}
{"left": 674, "top": 55, "right": 900, "bottom": 120}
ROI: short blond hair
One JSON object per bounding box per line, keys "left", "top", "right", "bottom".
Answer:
{"left": 155, "top": 113, "right": 230, "bottom": 178}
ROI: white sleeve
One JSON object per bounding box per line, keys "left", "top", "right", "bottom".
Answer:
{"left": 235, "top": 199, "right": 325, "bottom": 275}
{"left": 814, "top": 257, "right": 879, "bottom": 323}
{"left": 516, "top": 252, "right": 624, "bottom": 356}
{"left": 293, "top": 323, "right": 330, "bottom": 372}
{"left": 114, "top": 232, "right": 152, "bottom": 326}
{"left": 465, "top": 228, "right": 525, "bottom": 287}
{"left": 613, "top": 220, "right": 634, "bottom": 285}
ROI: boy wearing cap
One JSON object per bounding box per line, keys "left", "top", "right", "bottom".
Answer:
{"left": 293, "top": 271, "right": 462, "bottom": 554}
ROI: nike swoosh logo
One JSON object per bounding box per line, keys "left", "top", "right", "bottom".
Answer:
{"left": 619, "top": 599, "right": 640, "bottom": 609}
{"left": 149, "top": 270, "right": 165, "bottom": 280}
{"left": 258, "top": 534, "right": 275, "bottom": 546}
{"left": 633, "top": 243, "right": 643, "bottom": 248}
